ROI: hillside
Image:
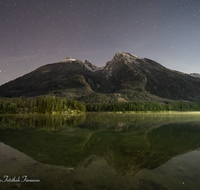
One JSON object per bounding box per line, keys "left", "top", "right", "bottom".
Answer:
{"left": 1, "top": 52, "right": 200, "bottom": 103}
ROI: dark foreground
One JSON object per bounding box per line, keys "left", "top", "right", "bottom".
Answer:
{"left": 0, "top": 113, "right": 200, "bottom": 190}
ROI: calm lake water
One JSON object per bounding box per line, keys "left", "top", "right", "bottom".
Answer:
{"left": 0, "top": 112, "right": 200, "bottom": 190}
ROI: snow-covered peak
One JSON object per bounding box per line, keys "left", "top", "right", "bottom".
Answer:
{"left": 114, "top": 52, "right": 140, "bottom": 61}
{"left": 60, "top": 56, "right": 76, "bottom": 62}
{"left": 102, "top": 52, "right": 141, "bottom": 69}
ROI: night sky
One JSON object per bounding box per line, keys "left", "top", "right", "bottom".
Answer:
{"left": 0, "top": 0, "right": 200, "bottom": 85}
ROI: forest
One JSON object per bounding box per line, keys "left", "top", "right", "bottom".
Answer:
{"left": 0, "top": 96, "right": 200, "bottom": 114}
{"left": 86, "top": 101, "right": 200, "bottom": 112}
{"left": 0, "top": 96, "right": 86, "bottom": 114}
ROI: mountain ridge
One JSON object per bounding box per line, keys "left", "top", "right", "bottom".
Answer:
{"left": 1, "top": 52, "right": 200, "bottom": 103}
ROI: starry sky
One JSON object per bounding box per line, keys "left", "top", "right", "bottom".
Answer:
{"left": 0, "top": 0, "right": 200, "bottom": 85}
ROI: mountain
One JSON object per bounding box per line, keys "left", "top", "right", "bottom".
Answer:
{"left": 1, "top": 52, "right": 200, "bottom": 103}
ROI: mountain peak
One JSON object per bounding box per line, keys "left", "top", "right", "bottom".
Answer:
{"left": 60, "top": 56, "right": 76, "bottom": 62}
{"left": 84, "top": 60, "right": 100, "bottom": 71}
{"left": 102, "top": 52, "right": 141, "bottom": 67}
{"left": 113, "top": 52, "right": 141, "bottom": 61}
{"left": 102, "top": 52, "right": 142, "bottom": 72}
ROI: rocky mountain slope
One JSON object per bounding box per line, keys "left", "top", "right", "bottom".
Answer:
{"left": 1, "top": 52, "right": 200, "bottom": 103}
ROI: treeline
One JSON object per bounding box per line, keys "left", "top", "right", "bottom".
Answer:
{"left": 1, "top": 97, "right": 200, "bottom": 114}
{"left": 0, "top": 96, "right": 86, "bottom": 114}
{"left": 86, "top": 101, "right": 200, "bottom": 112}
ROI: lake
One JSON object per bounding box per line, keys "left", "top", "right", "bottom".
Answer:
{"left": 0, "top": 112, "right": 200, "bottom": 190}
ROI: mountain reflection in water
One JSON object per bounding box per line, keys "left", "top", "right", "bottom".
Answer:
{"left": 0, "top": 113, "right": 200, "bottom": 190}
